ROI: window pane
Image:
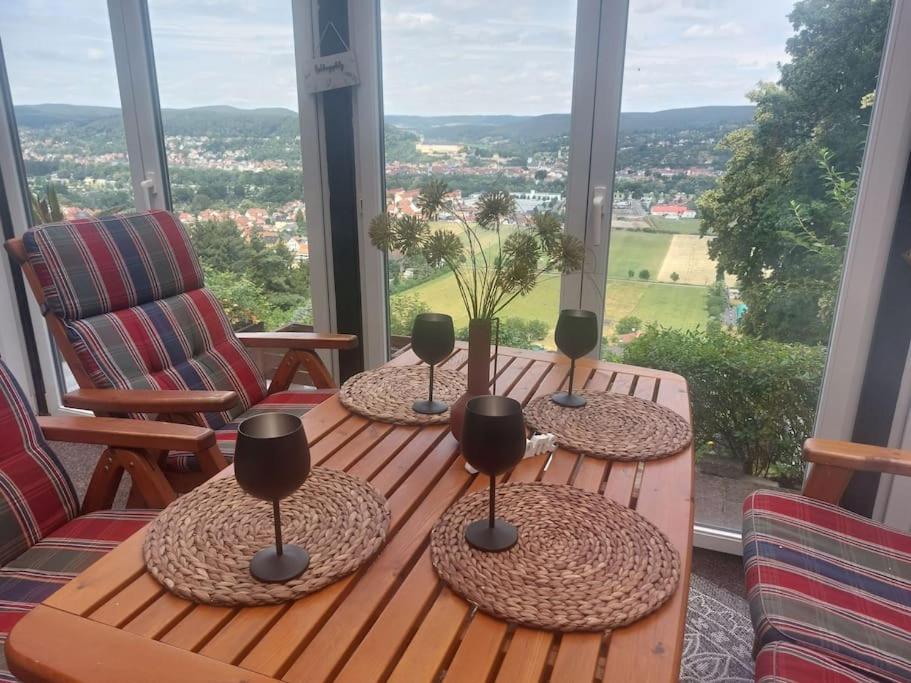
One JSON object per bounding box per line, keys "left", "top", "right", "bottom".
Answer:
{"left": 1, "top": 1, "right": 137, "bottom": 393}
{"left": 148, "top": 0, "right": 311, "bottom": 333}
{"left": 0, "top": 2, "right": 135, "bottom": 219}
{"left": 380, "top": 2, "right": 578, "bottom": 354}
{"left": 610, "top": 0, "right": 892, "bottom": 532}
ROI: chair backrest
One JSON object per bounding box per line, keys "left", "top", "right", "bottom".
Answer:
{"left": 0, "top": 359, "right": 78, "bottom": 565}
{"left": 19, "top": 210, "right": 265, "bottom": 429}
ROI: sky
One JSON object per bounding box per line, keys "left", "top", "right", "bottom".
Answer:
{"left": 0, "top": 0, "right": 798, "bottom": 115}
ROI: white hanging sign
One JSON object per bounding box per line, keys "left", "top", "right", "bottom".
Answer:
{"left": 303, "top": 50, "right": 360, "bottom": 93}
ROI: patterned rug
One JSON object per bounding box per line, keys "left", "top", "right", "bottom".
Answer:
{"left": 682, "top": 574, "right": 754, "bottom": 681}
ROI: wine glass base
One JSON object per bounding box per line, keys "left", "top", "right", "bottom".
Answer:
{"left": 412, "top": 399, "right": 448, "bottom": 415}
{"left": 551, "top": 391, "right": 587, "bottom": 408}
{"left": 464, "top": 518, "right": 518, "bottom": 552}
{"left": 250, "top": 544, "right": 310, "bottom": 583}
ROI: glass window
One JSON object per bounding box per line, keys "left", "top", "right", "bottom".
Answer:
{"left": 148, "top": 0, "right": 311, "bottom": 333}
{"left": 1, "top": 1, "right": 137, "bottom": 393}
{"left": 379, "top": 2, "right": 578, "bottom": 354}
{"left": 609, "top": 0, "right": 893, "bottom": 532}
{"left": 0, "top": 2, "right": 136, "bottom": 219}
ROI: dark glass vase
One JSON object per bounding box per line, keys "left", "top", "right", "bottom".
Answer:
{"left": 449, "top": 318, "right": 492, "bottom": 443}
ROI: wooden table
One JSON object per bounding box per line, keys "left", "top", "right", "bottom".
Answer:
{"left": 7, "top": 345, "right": 694, "bottom": 683}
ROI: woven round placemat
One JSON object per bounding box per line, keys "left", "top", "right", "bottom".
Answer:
{"left": 338, "top": 365, "right": 465, "bottom": 425}
{"left": 524, "top": 392, "right": 692, "bottom": 461}
{"left": 431, "top": 482, "right": 680, "bottom": 632}
{"left": 143, "top": 468, "right": 389, "bottom": 606}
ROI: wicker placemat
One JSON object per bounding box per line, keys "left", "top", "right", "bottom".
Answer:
{"left": 524, "top": 392, "right": 692, "bottom": 461}
{"left": 143, "top": 468, "right": 389, "bottom": 606}
{"left": 431, "top": 482, "right": 680, "bottom": 632}
{"left": 338, "top": 365, "right": 465, "bottom": 425}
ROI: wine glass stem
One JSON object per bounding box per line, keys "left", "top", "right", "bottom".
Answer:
{"left": 489, "top": 474, "right": 496, "bottom": 529}
{"left": 428, "top": 363, "right": 435, "bottom": 402}
{"left": 567, "top": 357, "right": 576, "bottom": 396}
{"left": 273, "top": 499, "right": 284, "bottom": 556}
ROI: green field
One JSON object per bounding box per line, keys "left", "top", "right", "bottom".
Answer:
{"left": 646, "top": 217, "right": 705, "bottom": 234}
{"left": 392, "top": 225, "right": 712, "bottom": 347}
{"left": 606, "top": 231, "right": 671, "bottom": 278}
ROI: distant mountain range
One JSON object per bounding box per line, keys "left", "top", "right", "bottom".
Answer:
{"left": 14, "top": 103, "right": 755, "bottom": 141}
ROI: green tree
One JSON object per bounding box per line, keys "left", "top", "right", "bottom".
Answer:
{"left": 699, "top": 0, "right": 891, "bottom": 343}
{"left": 638, "top": 269, "right": 650, "bottom": 280}
{"left": 627, "top": 269, "right": 635, "bottom": 279}
{"left": 615, "top": 316, "right": 641, "bottom": 334}
{"left": 457, "top": 317, "right": 548, "bottom": 350}
{"left": 670, "top": 272, "right": 680, "bottom": 282}
{"left": 389, "top": 295, "right": 431, "bottom": 336}
{"left": 189, "top": 219, "right": 251, "bottom": 274}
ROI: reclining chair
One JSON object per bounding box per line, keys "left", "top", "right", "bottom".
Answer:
{"left": 5, "top": 210, "right": 356, "bottom": 494}
{"left": 0, "top": 355, "right": 216, "bottom": 680}
{"left": 744, "top": 439, "right": 911, "bottom": 682}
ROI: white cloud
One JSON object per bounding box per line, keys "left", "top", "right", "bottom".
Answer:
{"left": 683, "top": 21, "right": 745, "bottom": 38}
{"left": 383, "top": 11, "right": 439, "bottom": 30}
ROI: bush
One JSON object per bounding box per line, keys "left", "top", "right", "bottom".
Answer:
{"left": 457, "top": 317, "right": 548, "bottom": 350}
{"left": 623, "top": 327, "right": 825, "bottom": 486}
{"left": 389, "top": 294, "right": 430, "bottom": 336}
{"left": 638, "top": 269, "right": 650, "bottom": 280}
{"left": 615, "top": 316, "right": 642, "bottom": 334}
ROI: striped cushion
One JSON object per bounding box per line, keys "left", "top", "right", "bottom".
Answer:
{"left": 744, "top": 489, "right": 911, "bottom": 682}
{"left": 23, "top": 210, "right": 203, "bottom": 321}
{"left": 63, "top": 288, "right": 265, "bottom": 429}
{"left": 756, "top": 642, "right": 879, "bottom": 682}
{"left": 0, "top": 509, "right": 157, "bottom": 681}
{"left": 0, "top": 361, "right": 78, "bottom": 567}
{"left": 164, "top": 388, "right": 336, "bottom": 473}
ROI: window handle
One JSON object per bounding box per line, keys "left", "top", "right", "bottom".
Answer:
{"left": 590, "top": 186, "right": 607, "bottom": 246}
{"left": 139, "top": 172, "right": 157, "bottom": 210}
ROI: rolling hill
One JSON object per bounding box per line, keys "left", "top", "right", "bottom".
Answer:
{"left": 15, "top": 103, "right": 755, "bottom": 142}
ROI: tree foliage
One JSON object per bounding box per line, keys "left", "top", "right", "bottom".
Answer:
{"left": 698, "top": 0, "right": 891, "bottom": 344}
{"left": 624, "top": 327, "right": 825, "bottom": 485}
{"left": 189, "top": 219, "right": 311, "bottom": 330}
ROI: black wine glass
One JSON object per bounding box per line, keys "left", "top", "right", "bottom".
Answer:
{"left": 461, "top": 395, "right": 526, "bottom": 552}
{"left": 552, "top": 309, "right": 599, "bottom": 408}
{"left": 234, "top": 412, "right": 311, "bottom": 583}
{"left": 411, "top": 312, "right": 455, "bottom": 415}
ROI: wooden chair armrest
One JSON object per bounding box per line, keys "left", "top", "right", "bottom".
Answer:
{"left": 801, "top": 438, "right": 911, "bottom": 504}
{"left": 236, "top": 332, "right": 358, "bottom": 350}
{"left": 63, "top": 388, "right": 238, "bottom": 414}
{"left": 37, "top": 415, "right": 216, "bottom": 453}
{"left": 804, "top": 438, "right": 911, "bottom": 477}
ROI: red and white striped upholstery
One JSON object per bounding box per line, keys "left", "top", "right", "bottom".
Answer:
{"left": 744, "top": 489, "right": 911, "bottom": 682}
{"left": 755, "top": 642, "right": 879, "bottom": 682}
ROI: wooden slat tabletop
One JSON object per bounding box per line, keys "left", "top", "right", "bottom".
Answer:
{"left": 7, "top": 345, "right": 694, "bottom": 683}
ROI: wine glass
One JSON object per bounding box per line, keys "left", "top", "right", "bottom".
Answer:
{"left": 411, "top": 312, "right": 455, "bottom": 415}
{"left": 461, "top": 395, "right": 526, "bottom": 552}
{"left": 234, "top": 412, "right": 311, "bottom": 583}
{"left": 552, "top": 308, "right": 599, "bottom": 408}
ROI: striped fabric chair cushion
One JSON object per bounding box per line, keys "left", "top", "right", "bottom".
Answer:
{"left": 744, "top": 489, "right": 911, "bottom": 682}
{"left": 0, "top": 509, "right": 157, "bottom": 682}
{"left": 64, "top": 288, "right": 265, "bottom": 429}
{"left": 23, "top": 211, "right": 265, "bottom": 430}
{"left": 0, "top": 361, "right": 79, "bottom": 568}
{"left": 164, "top": 388, "right": 336, "bottom": 473}
{"left": 22, "top": 211, "right": 203, "bottom": 321}
{"left": 756, "top": 642, "right": 879, "bottom": 683}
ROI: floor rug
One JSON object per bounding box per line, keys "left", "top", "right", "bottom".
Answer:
{"left": 682, "top": 574, "right": 754, "bottom": 681}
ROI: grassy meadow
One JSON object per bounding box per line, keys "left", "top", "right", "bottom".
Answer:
{"left": 392, "top": 220, "right": 719, "bottom": 347}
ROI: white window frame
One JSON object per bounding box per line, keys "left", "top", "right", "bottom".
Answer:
{"left": 352, "top": 0, "right": 911, "bottom": 554}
